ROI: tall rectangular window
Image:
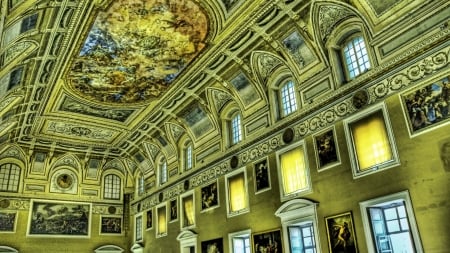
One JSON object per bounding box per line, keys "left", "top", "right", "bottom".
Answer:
{"left": 288, "top": 223, "right": 316, "bottom": 253}
{"left": 104, "top": 174, "right": 121, "bottom": 200}
{"left": 0, "top": 163, "right": 20, "bottom": 192}
{"left": 231, "top": 113, "right": 242, "bottom": 145}
{"left": 156, "top": 204, "right": 167, "bottom": 237}
{"left": 343, "top": 36, "right": 370, "bottom": 80}
{"left": 229, "top": 229, "right": 252, "bottom": 253}
{"left": 181, "top": 191, "right": 195, "bottom": 229}
{"left": 225, "top": 168, "right": 249, "bottom": 217}
{"left": 159, "top": 159, "right": 167, "bottom": 185}
{"left": 280, "top": 81, "right": 298, "bottom": 117}
{"left": 360, "top": 191, "right": 423, "bottom": 253}
{"left": 344, "top": 103, "right": 399, "bottom": 178}
{"left": 137, "top": 175, "right": 144, "bottom": 196}
{"left": 277, "top": 143, "right": 311, "bottom": 200}
{"left": 185, "top": 144, "right": 193, "bottom": 170}
{"left": 135, "top": 214, "right": 143, "bottom": 242}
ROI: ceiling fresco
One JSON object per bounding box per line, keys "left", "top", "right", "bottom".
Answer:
{"left": 67, "top": 0, "right": 208, "bottom": 104}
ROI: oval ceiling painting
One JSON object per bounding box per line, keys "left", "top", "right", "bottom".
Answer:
{"left": 67, "top": 0, "right": 208, "bottom": 104}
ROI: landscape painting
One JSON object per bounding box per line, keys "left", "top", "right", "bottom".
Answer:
{"left": 27, "top": 199, "right": 91, "bottom": 237}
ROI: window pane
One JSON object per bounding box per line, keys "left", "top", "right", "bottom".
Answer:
{"left": 186, "top": 144, "right": 193, "bottom": 170}
{"left": 350, "top": 110, "right": 393, "bottom": 171}
{"left": 343, "top": 36, "right": 370, "bottom": 80}
{"left": 228, "top": 173, "right": 247, "bottom": 212}
{"left": 231, "top": 114, "right": 242, "bottom": 144}
{"left": 0, "top": 163, "right": 20, "bottom": 192}
{"left": 281, "top": 81, "right": 298, "bottom": 116}
{"left": 384, "top": 208, "right": 398, "bottom": 220}
{"left": 280, "top": 146, "right": 308, "bottom": 195}
{"left": 183, "top": 195, "right": 194, "bottom": 227}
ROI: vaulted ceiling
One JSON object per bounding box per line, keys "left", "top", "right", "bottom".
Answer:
{"left": 1, "top": 0, "right": 442, "bottom": 179}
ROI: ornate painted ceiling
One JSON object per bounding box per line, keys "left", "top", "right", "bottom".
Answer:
{"left": 67, "top": 0, "right": 208, "bottom": 104}
{"left": 1, "top": 0, "right": 444, "bottom": 178}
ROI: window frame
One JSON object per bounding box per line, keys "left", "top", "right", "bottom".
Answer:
{"left": 156, "top": 202, "right": 168, "bottom": 238}
{"left": 359, "top": 190, "right": 424, "bottom": 253}
{"left": 279, "top": 80, "right": 299, "bottom": 118}
{"left": 185, "top": 141, "right": 193, "bottom": 171}
{"left": 275, "top": 141, "right": 312, "bottom": 201}
{"left": 158, "top": 156, "right": 168, "bottom": 186}
{"left": 230, "top": 112, "right": 243, "bottom": 145}
{"left": 228, "top": 229, "right": 252, "bottom": 253}
{"left": 180, "top": 190, "right": 196, "bottom": 230}
{"left": 103, "top": 173, "right": 122, "bottom": 200}
{"left": 0, "top": 163, "right": 21, "bottom": 193}
{"left": 225, "top": 167, "right": 250, "bottom": 218}
{"left": 134, "top": 213, "right": 143, "bottom": 243}
{"left": 275, "top": 199, "right": 321, "bottom": 253}
{"left": 343, "top": 102, "right": 400, "bottom": 178}
{"left": 325, "top": 19, "right": 375, "bottom": 86}
{"left": 341, "top": 34, "right": 371, "bottom": 81}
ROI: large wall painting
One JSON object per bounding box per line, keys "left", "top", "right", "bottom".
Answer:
{"left": 67, "top": 0, "right": 209, "bottom": 104}
{"left": 400, "top": 76, "right": 449, "bottom": 137}
{"left": 27, "top": 200, "right": 91, "bottom": 237}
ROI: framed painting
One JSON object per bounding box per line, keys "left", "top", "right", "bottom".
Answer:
{"left": 170, "top": 199, "right": 178, "bottom": 222}
{"left": 201, "top": 180, "right": 219, "bottom": 211}
{"left": 400, "top": 76, "right": 450, "bottom": 137}
{"left": 146, "top": 209, "right": 153, "bottom": 230}
{"left": 313, "top": 126, "right": 341, "bottom": 171}
{"left": 253, "top": 157, "right": 271, "bottom": 193}
{"left": 0, "top": 211, "right": 17, "bottom": 233}
{"left": 99, "top": 215, "right": 122, "bottom": 235}
{"left": 325, "top": 212, "right": 358, "bottom": 253}
{"left": 201, "top": 237, "right": 223, "bottom": 253}
{"left": 27, "top": 199, "right": 91, "bottom": 237}
{"left": 252, "top": 229, "right": 282, "bottom": 253}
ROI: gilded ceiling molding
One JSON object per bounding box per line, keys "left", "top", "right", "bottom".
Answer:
{"left": 206, "top": 87, "right": 233, "bottom": 114}
{"left": 250, "top": 51, "right": 285, "bottom": 86}
{"left": 165, "top": 122, "right": 187, "bottom": 145}
{"left": 103, "top": 158, "right": 127, "bottom": 175}
{"left": 1, "top": 40, "right": 38, "bottom": 68}
{"left": 51, "top": 153, "right": 82, "bottom": 171}
{"left": 0, "top": 144, "right": 26, "bottom": 164}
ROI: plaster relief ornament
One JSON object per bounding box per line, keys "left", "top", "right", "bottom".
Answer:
{"left": 67, "top": 0, "right": 208, "bottom": 104}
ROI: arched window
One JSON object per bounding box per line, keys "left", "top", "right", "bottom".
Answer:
{"left": 279, "top": 80, "right": 298, "bottom": 118}
{"left": 137, "top": 173, "right": 144, "bottom": 196}
{"left": 0, "top": 163, "right": 21, "bottom": 192}
{"left": 230, "top": 112, "right": 243, "bottom": 145}
{"left": 104, "top": 174, "right": 121, "bottom": 200}
{"left": 185, "top": 142, "right": 193, "bottom": 171}
{"left": 342, "top": 35, "right": 370, "bottom": 80}
{"left": 158, "top": 157, "right": 167, "bottom": 186}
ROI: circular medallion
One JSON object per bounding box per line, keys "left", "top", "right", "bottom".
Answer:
{"left": 282, "top": 128, "right": 295, "bottom": 143}
{"left": 0, "top": 199, "right": 10, "bottom": 208}
{"left": 230, "top": 156, "right": 239, "bottom": 169}
{"left": 352, "top": 90, "right": 369, "bottom": 109}
{"left": 56, "top": 174, "right": 73, "bottom": 189}
{"left": 108, "top": 206, "right": 117, "bottom": 214}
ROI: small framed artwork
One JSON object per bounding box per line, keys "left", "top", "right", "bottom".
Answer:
{"left": 313, "top": 126, "right": 340, "bottom": 171}
{"left": 201, "top": 237, "right": 223, "bottom": 253}
{"left": 252, "top": 229, "right": 282, "bottom": 253}
{"left": 0, "top": 211, "right": 17, "bottom": 233}
{"left": 253, "top": 157, "right": 271, "bottom": 193}
{"left": 400, "top": 76, "right": 450, "bottom": 137}
{"left": 146, "top": 209, "right": 153, "bottom": 230}
{"left": 170, "top": 199, "right": 178, "bottom": 222}
{"left": 27, "top": 199, "right": 91, "bottom": 237}
{"left": 201, "top": 180, "right": 219, "bottom": 211}
{"left": 325, "top": 212, "right": 358, "bottom": 253}
{"left": 99, "top": 215, "right": 122, "bottom": 235}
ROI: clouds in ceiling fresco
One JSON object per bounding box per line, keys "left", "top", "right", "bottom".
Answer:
{"left": 67, "top": 0, "right": 208, "bottom": 104}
